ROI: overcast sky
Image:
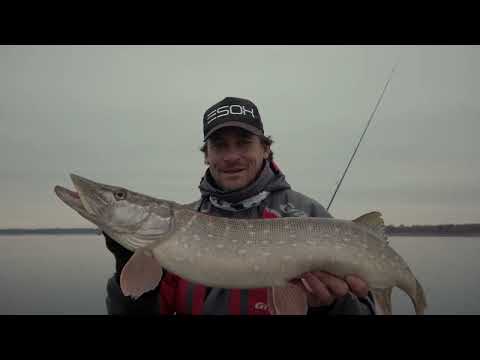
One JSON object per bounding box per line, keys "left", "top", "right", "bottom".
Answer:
{"left": 1, "top": 45, "right": 479, "bottom": 228}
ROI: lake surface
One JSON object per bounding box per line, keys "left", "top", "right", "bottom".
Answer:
{"left": 0, "top": 234, "right": 479, "bottom": 315}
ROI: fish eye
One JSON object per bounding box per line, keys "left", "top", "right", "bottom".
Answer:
{"left": 114, "top": 190, "right": 127, "bottom": 201}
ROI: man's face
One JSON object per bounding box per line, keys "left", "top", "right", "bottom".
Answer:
{"left": 205, "top": 127, "right": 270, "bottom": 191}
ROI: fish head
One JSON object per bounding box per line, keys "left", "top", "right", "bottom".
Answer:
{"left": 55, "top": 174, "right": 176, "bottom": 251}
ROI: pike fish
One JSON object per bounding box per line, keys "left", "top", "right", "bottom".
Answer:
{"left": 54, "top": 174, "right": 427, "bottom": 315}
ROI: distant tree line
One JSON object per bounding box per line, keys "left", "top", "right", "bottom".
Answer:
{"left": 0, "top": 228, "right": 99, "bottom": 235}
{"left": 385, "top": 224, "right": 480, "bottom": 236}
{"left": 1, "top": 224, "right": 480, "bottom": 237}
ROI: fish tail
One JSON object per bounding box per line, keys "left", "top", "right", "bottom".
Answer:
{"left": 412, "top": 278, "right": 427, "bottom": 315}
{"left": 399, "top": 277, "right": 427, "bottom": 315}
{"left": 371, "top": 288, "right": 393, "bottom": 315}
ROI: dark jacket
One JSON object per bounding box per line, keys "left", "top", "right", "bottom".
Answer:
{"left": 104, "top": 161, "right": 376, "bottom": 315}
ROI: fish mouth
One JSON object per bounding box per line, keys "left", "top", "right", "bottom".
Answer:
{"left": 69, "top": 174, "right": 105, "bottom": 216}
{"left": 54, "top": 184, "right": 93, "bottom": 220}
{"left": 54, "top": 174, "right": 109, "bottom": 221}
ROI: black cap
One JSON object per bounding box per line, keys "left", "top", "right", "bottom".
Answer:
{"left": 203, "top": 97, "right": 264, "bottom": 141}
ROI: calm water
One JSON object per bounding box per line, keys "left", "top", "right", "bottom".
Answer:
{"left": 0, "top": 234, "right": 479, "bottom": 315}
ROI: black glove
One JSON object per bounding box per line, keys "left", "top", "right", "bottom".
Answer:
{"left": 104, "top": 232, "right": 133, "bottom": 283}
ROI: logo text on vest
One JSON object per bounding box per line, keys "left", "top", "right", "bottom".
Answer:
{"left": 254, "top": 302, "right": 269, "bottom": 311}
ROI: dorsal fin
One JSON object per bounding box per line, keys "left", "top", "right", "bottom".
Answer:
{"left": 352, "top": 211, "right": 388, "bottom": 242}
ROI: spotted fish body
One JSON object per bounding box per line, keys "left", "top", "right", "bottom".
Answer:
{"left": 54, "top": 174, "right": 427, "bottom": 315}
{"left": 160, "top": 210, "right": 401, "bottom": 289}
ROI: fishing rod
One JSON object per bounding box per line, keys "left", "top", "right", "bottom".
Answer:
{"left": 326, "top": 62, "right": 398, "bottom": 212}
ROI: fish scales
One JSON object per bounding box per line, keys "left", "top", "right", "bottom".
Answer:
{"left": 154, "top": 209, "right": 411, "bottom": 292}
{"left": 54, "top": 174, "right": 428, "bottom": 314}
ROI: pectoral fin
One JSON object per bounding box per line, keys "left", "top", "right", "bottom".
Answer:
{"left": 267, "top": 283, "right": 308, "bottom": 315}
{"left": 120, "top": 248, "right": 163, "bottom": 300}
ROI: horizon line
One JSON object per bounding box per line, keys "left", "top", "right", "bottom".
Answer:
{"left": 2, "top": 222, "right": 480, "bottom": 231}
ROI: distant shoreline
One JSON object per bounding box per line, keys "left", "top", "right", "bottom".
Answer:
{"left": 0, "top": 228, "right": 100, "bottom": 236}
{"left": 385, "top": 224, "right": 480, "bottom": 237}
{"left": 1, "top": 225, "right": 479, "bottom": 237}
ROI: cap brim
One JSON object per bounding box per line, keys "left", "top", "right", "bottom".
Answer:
{"left": 203, "top": 121, "right": 264, "bottom": 141}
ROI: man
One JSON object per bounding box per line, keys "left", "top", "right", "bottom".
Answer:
{"left": 104, "top": 97, "right": 376, "bottom": 315}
